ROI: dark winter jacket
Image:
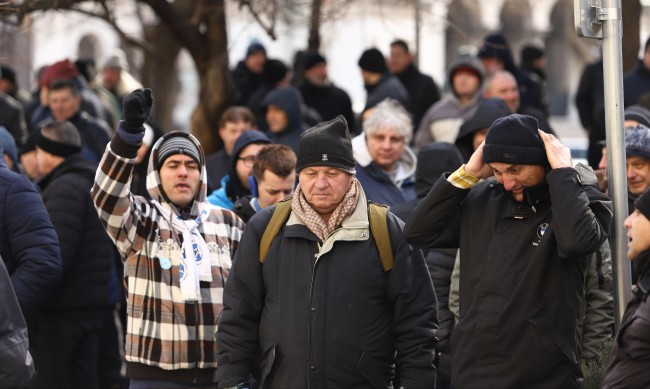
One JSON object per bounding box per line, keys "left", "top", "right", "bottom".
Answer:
{"left": 232, "top": 61, "right": 263, "bottom": 107}
{"left": 364, "top": 73, "right": 411, "bottom": 113}
{"left": 36, "top": 111, "right": 112, "bottom": 162}
{"left": 205, "top": 149, "right": 230, "bottom": 193}
{"left": 575, "top": 59, "right": 606, "bottom": 167}
{"left": 394, "top": 63, "right": 441, "bottom": 130}
{"left": 262, "top": 87, "right": 305, "bottom": 153}
{"left": 0, "top": 93, "right": 27, "bottom": 147}
{"left": 404, "top": 164, "right": 612, "bottom": 388}
{"left": 602, "top": 249, "right": 650, "bottom": 388}
{"left": 216, "top": 190, "right": 438, "bottom": 389}
{"left": 37, "top": 154, "right": 114, "bottom": 311}
{"left": 231, "top": 194, "right": 258, "bottom": 223}
{"left": 0, "top": 155, "right": 61, "bottom": 328}
{"left": 299, "top": 80, "right": 355, "bottom": 130}
{"left": 624, "top": 59, "right": 650, "bottom": 107}
{"left": 0, "top": 255, "right": 34, "bottom": 388}
{"left": 391, "top": 143, "right": 463, "bottom": 358}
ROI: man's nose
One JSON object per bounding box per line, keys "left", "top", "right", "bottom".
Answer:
{"left": 503, "top": 177, "right": 516, "bottom": 191}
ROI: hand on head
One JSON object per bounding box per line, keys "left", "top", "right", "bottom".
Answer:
{"left": 538, "top": 130, "right": 572, "bottom": 169}
{"left": 465, "top": 140, "right": 495, "bottom": 179}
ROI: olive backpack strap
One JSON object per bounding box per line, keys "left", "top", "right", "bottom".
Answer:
{"left": 259, "top": 199, "right": 292, "bottom": 263}
{"left": 368, "top": 202, "right": 394, "bottom": 272}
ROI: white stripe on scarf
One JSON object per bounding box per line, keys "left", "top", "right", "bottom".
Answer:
{"left": 153, "top": 201, "right": 212, "bottom": 301}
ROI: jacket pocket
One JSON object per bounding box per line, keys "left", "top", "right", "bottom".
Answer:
{"left": 259, "top": 342, "right": 278, "bottom": 388}
{"left": 357, "top": 352, "right": 389, "bottom": 389}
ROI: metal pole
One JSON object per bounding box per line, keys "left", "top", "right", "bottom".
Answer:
{"left": 600, "top": 0, "right": 632, "bottom": 330}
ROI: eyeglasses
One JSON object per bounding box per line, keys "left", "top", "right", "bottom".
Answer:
{"left": 238, "top": 155, "right": 256, "bottom": 167}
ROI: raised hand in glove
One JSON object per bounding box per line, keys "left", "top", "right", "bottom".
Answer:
{"left": 121, "top": 88, "right": 153, "bottom": 133}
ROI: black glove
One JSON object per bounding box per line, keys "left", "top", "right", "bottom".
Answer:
{"left": 122, "top": 88, "right": 153, "bottom": 133}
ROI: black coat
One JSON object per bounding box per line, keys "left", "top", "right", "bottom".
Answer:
{"left": 404, "top": 165, "right": 612, "bottom": 388}
{"left": 602, "top": 250, "right": 650, "bottom": 388}
{"left": 299, "top": 80, "right": 355, "bottom": 130}
{"left": 0, "top": 157, "right": 61, "bottom": 327}
{"left": 216, "top": 197, "right": 438, "bottom": 389}
{"left": 364, "top": 73, "right": 411, "bottom": 113}
{"left": 624, "top": 60, "right": 650, "bottom": 107}
{"left": 232, "top": 61, "right": 263, "bottom": 107}
{"left": 38, "top": 154, "right": 114, "bottom": 311}
{"left": 394, "top": 64, "right": 440, "bottom": 130}
{"left": 205, "top": 149, "right": 230, "bottom": 193}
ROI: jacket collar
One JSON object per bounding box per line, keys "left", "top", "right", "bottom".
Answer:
{"left": 351, "top": 133, "right": 416, "bottom": 184}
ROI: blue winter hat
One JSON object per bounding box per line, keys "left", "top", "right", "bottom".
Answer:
{"left": 0, "top": 126, "right": 18, "bottom": 164}
{"left": 625, "top": 124, "right": 650, "bottom": 161}
{"left": 246, "top": 42, "right": 266, "bottom": 58}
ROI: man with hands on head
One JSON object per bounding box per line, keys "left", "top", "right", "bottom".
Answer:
{"left": 91, "top": 89, "right": 245, "bottom": 387}
{"left": 404, "top": 114, "right": 612, "bottom": 388}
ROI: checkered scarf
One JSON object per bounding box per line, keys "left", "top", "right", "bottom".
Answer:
{"left": 291, "top": 178, "right": 360, "bottom": 241}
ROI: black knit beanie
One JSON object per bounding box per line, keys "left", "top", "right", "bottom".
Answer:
{"left": 358, "top": 48, "right": 388, "bottom": 73}
{"left": 483, "top": 114, "right": 549, "bottom": 166}
{"left": 296, "top": 115, "right": 355, "bottom": 174}
{"left": 635, "top": 188, "right": 650, "bottom": 221}
{"left": 157, "top": 135, "right": 202, "bottom": 168}
{"left": 303, "top": 51, "right": 326, "bottom": 71}
{"left": 625, "top": 105, "right": 650, "bottom": 128}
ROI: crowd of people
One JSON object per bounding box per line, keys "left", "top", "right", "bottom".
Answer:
{"left": 1, "top": 30, "right": 650, "bottom": 389}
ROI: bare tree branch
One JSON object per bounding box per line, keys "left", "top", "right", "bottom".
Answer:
{"left": 237, "top": 0, "right": 277, "bottom": 40}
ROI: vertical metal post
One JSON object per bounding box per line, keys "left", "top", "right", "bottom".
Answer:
{"left": 414, "top": 0, "right": 421, "bottom": 67}
{"left": 600, "top": 0, "right": 632, "bottom": 330}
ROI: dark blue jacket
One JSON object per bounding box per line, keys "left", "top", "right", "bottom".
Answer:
{"left": 355, "top": 162, "right": 416, "bottom": 206}
{"left": 0, "top": 153, "right": 61, "bottom": 326}
{"left": 624, "top": 60, "right": 650, "bottom": 107}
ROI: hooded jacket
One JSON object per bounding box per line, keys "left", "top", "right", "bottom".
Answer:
{"left": 602, "top": 249, "right": 650, "bottom": 388}
{"left": 207, "top": 130, "right": 271, "bottom": 210}
{"left": 364, "top": 73, "right": 411, "bottom": 113}
{"left": 415, "top": 55, "right": 484, "bottom": 148}
{"left": 404, "top": 164, "right": 612, "bottom": 388}
{"left": 216, "top": 189, "right": 438, "bottom": 389}
{"left": 91, "top": 130, "right": 245, "bottom": 383}
{"left": 261, "top": 87, "right": 304, "bottom": 153}
{"left": 455, "top": 97, "right": 511, "bottom": 161}
{"left": 351, "top": 133, "right": 416, "bottom": 206}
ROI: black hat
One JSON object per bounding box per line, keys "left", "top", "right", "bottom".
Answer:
{"left": 303, "top": 51, "right": 326, "bottom": 71}
{"left": 358, "top": 48, "right": 387, "bottom": 73}
{"left": 157, "top": 134, "right": 202, "bottom": 168}
{"left": 635, "top": 188, "right": 650, "bottom": 221}
{"left": 246, "top": 42, "right": 266, "bottom": 58}
{"left": 625, "top": 124, "right": 650, "bottom": 161}
{"left": 483, "top": 114, "right": 549, "bottom": 166}
{"left": 0, "top": 65, "right": 16, "bottom": 85}
{"left": 263, "top": 59, "right": 288, "bottom": 84}
{"left": 625, "top": 105, "right": 650, "bottom": 128}
{"left": 296, "top": 115, "right": 355, "bottom": 174}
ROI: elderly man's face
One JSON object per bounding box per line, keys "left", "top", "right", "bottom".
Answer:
{"left": 485, "top": 72, "right": 520, "bottom": 113}
{"left": 624, "top": 209, "right": 650, "bottom": 259}
{"left": 490, "top": 162, "right": 546, "bottom": 202}
{"left": 367, "top": 127, "right": 405, "bottom": 172}
{"left": 299, "top": 166, "right": 353, "bottom": 221}
{"left": 159, "top": 154, "right": 200, "bottom": 208}
{"left": 626, "top": 156, "right": 650, "bottom": 195}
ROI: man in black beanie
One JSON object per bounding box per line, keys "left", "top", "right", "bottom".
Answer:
{"left": 358, "top": 47, "right": 410, "bottom": 116}
{"left": 405, "top": 113, "right": 613, "bottom": 388}
{"left": 298, "top": 51, "right": 355, "bottom": 129}
{"left": 216, "top": 115, "right": 438, "bottom": 389}
{"left": 602, "top": 188, "right": 650, "bottom": 387}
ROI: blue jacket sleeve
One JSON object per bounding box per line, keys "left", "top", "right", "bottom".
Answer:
{"left": 5, "top": 173, "right": 62, "bottom": 321}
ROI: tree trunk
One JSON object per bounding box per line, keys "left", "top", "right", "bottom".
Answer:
{"left": 141, "top": 23, "right": 181, "bottom": 134}
{"left": 190, "top": 0, "right": 234, "bottom": 155}
{"left": 622, "top": 0, "right": 642, "bottom": 73}
{"left": 308, "top": 0, "right": 321, "bottom": 51}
